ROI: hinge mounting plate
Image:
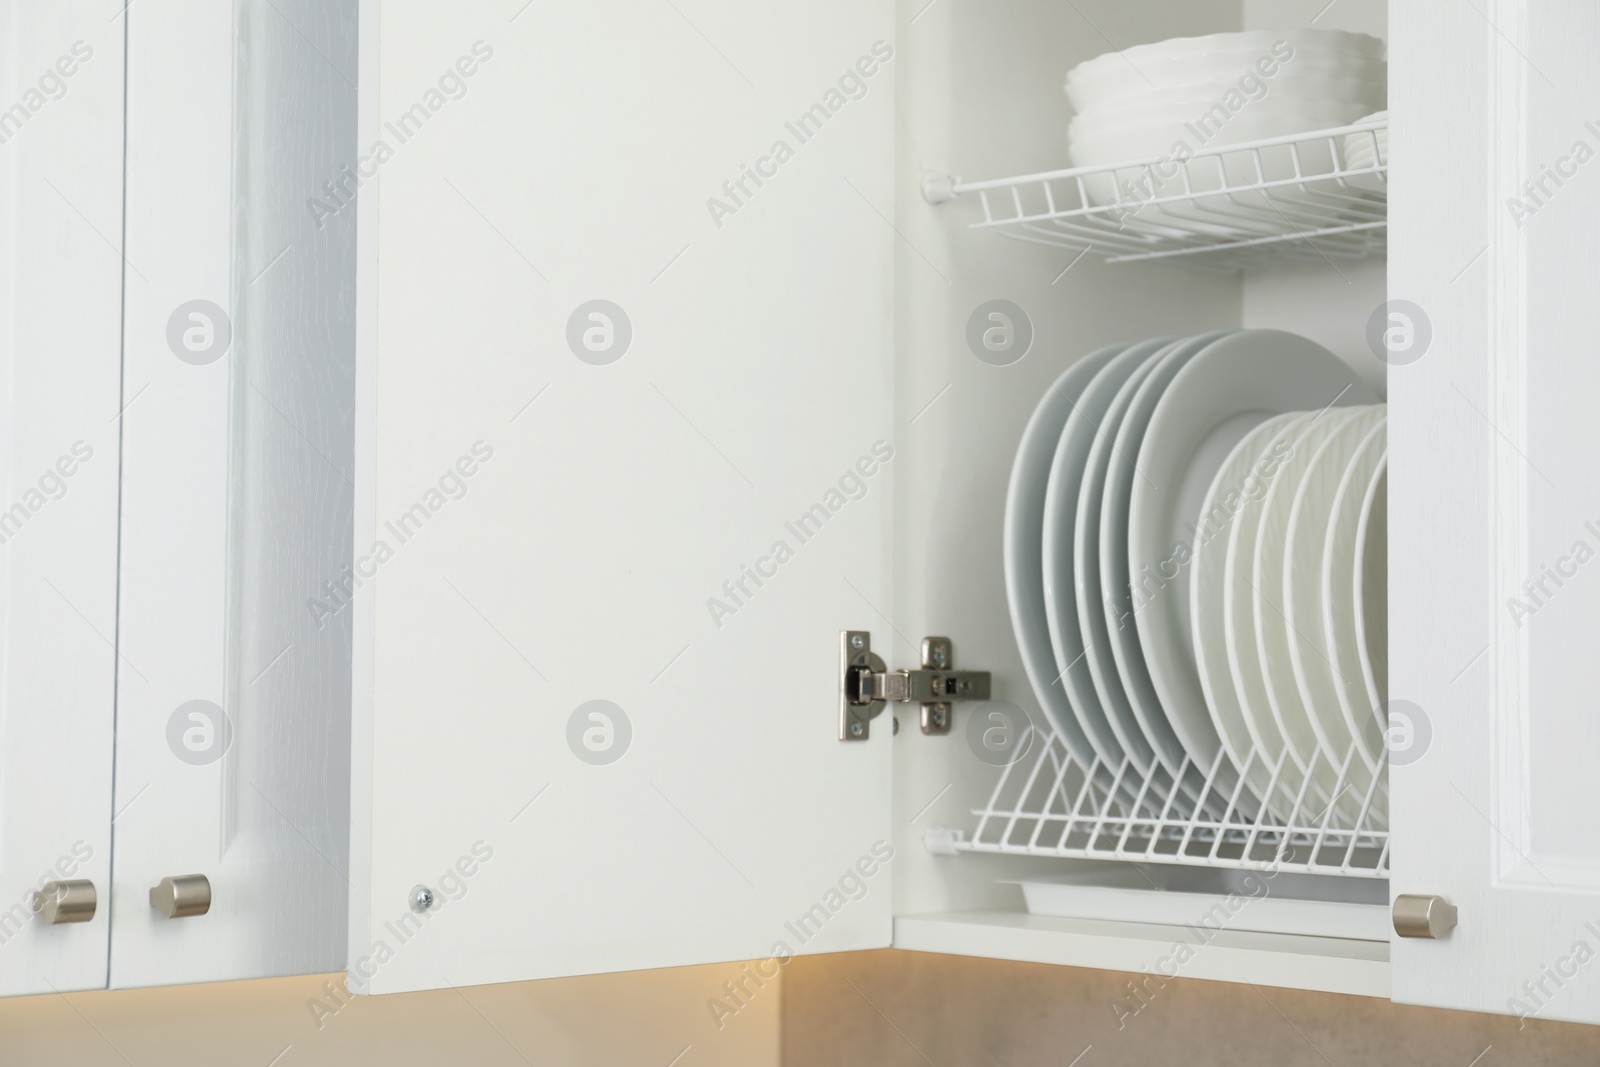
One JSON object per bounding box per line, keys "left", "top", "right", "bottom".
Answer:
{"left": 839, "top": 631, "right": 991, "bottom": 740}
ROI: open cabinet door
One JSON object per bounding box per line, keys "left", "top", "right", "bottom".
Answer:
{"left": 351, "top": 0, "right": 895, "bottom": 993}
{"left": 0, "top": 0, "right": 123, "bottom": 997}
{"left": 1392, "top": 0, "right": 1600, "bottom": 1024}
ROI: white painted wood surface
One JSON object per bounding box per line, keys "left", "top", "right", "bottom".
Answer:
{"left": 110, "top": 0, "right": 354, "bottom": 987}
{"left": 1391, "top": 0, "right": 1600, "bottom": 1025}
{"left": 0, "top": 0, "right": 124, "bottom": 997}
{"left": 351, "top": 0, "right": 896, "bottom": 994}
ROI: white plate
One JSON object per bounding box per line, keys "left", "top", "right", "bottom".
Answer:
{"left": 1100, "top": 331, "right": 1232, "bottom": 789}
{"left": 1067, "top": 339, "right": 1180, "bottom": 780}
{"left": 1133, "top": 330, "right": 1378, "bottom": 804}
{"left": 1253, "top": 408, "right": 1366, "bottom": 810}
{"left": 1225, "top": 413, "right": 1315, "bottom": 797}
{"left": 1322, "top": 421, "right": 1388, "bottom": 764}
{"left": 1354, "top": 461, "right": 1389, "bottom": 723}
{"left": 1042, "top": 338, "right": 1176, "bottom": 775}
{"left": 1283, "top": 407, "right": 1387, "bottom": 816}
{"left": 1004, "top": 343, "right": 1127, "bottom": 770}
{"left": 1190, "top": 411, "right": 1304, "bottom": 815}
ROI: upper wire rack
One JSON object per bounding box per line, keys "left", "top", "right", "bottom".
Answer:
{"left": 924, "top": 121, "right": 1388, "bottom": 272}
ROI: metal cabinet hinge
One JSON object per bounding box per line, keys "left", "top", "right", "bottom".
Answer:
{"left": 839, "top": 631, "right": 991, "bottom": 740}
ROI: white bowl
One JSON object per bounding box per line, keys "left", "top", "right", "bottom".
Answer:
{"left": 1070, "top": 99, "right": 1377, "bottom": 146}
{"left": 1067, "top": 29, "right": 1385, "bottom": 87}
{"left": 1342, "top": 110, "right": 1388, "bottom": 164}
{"left": 1068, "top": 56, "right": 1386, "bottom": 112}
{"left": 1069, "top": 102, "right": 1375, "bottom": 168}
{"left": 1067, "top": 112, "right": 1368, "bottom": 227}
{"left": 1340, "top": 112, "right": 1388, "bottom": 191}
{"left": 1067, "top": 36, "right": 1384, "bottom": 113}
{"left": 1076, "top": 75, "right": 1386, "bottom": 123}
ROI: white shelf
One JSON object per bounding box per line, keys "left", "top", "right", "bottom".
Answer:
{"left": 925, "top": 121, "right": 1387, "bottom": 272}
{"left": 894, "top": 911, "right": 1390, "bottom": 999}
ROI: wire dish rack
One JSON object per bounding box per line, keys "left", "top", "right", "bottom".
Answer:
{"left": 922, "top": 121, "right": 1387, "bottom": 272}
{"left": 929, "top": 721, "right": 1389, "bottom": 879}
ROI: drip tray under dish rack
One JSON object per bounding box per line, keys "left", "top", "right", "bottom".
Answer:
{"left": 1012, "top": 866, "right": 1390, "bottom": 942}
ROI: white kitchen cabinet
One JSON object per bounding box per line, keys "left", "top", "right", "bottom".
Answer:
{"left": 347, "top": 0, "right": 1384, "bottom": 997}
{"left": 0, "top": 0, "right": 123, "bottom": 998}
{"left": 343, "top": 0, "right": 1600, "bottom": 1026}
{"left": 7, "top": 0, "right": 1600, "bottom": 1030}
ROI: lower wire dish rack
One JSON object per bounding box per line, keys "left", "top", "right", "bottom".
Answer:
{"left": 922, "top": 120, "right": 1388, "bottom": 272}
{"left": 929, "top": 719, "right": 1389, "bottom": 879}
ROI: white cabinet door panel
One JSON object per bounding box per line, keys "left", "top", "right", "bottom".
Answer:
{"left": 111, "top": 0, "right": 355, "bottom": 988}
{"left": 352, "top": 0, "right": 896, "bottom": 994}
{"left": 1392, "top": 0, "right": 1600, "bottom": 1024}
{"left": 111, "top": 0, "right": 239, "bottom": 987}
{"left": 0, "top": 0, "right": 124, "bottom": 997}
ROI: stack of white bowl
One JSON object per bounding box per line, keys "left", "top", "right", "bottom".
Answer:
{"left": 1343, "top": 109, "right": 1388, "bottom": 165}
{"left": 1340, "top": 109, "right": 1388, "bottom": 193}
{"left": 1065, "top": 30, "right": 1386, "bottom": 213}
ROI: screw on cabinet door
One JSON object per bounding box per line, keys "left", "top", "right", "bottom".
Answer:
{"left": 30, "top": 880, "right": 96, "bottom": 925}
{"left": 150, "top": 874, "right": 211, "bottom": 918}
{"left": 411, "top": 885, "right": 436, "bottom": 913}
{"left": 1393, "top": 894, "right": 1457, "bottom": 939}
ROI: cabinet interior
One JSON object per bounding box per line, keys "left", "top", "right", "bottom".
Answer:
{"left": 889, "top": 0, "right": 1391, "bottom": 953}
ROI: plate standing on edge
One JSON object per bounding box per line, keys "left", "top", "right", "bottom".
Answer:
{"left": 1190, "top": 411, "right": 1304, "bottom": 817}
{"left": 1131, "top": 330, "right": 1377, "bottom": 814}
{"left": 1005, "top": 343, "right": 1128, "bottom": 772}
{"left": 1060, "top": 338, "right": 1179, "bottom": 783}
{"left": 1283, "top": 405, "right": 1387, "bottom": 824}
{"left": 1100, "top": 331, "right": 1233, "bottom": 797}
{"left": 1323, "top": 420, "right": 1389, "bottom": 767}
{"left": 1354, "top": 460, "right": 1390, "bottom": 736}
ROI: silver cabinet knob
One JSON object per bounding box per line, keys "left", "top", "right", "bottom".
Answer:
{"left": 30, "top": 880, "right": 97, "bottom": 925}
{"left": 1393, "top": 893, "right": 1457, "bottom": 939}
{"left": 150, "top": 874, "right": 211, "bottom": 918}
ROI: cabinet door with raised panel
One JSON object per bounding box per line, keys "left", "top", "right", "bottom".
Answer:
{"left": 350, "top": 0, "right": 896, "bottom": 993}
{"left": 109, "top": 0, "right": 354, "bottom": 988}
{"left": 1392, "top": 0, "right": 1600, "bottom": 1025}
{"left": 0, "top": 0, "right": 123, "bottom": 997}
